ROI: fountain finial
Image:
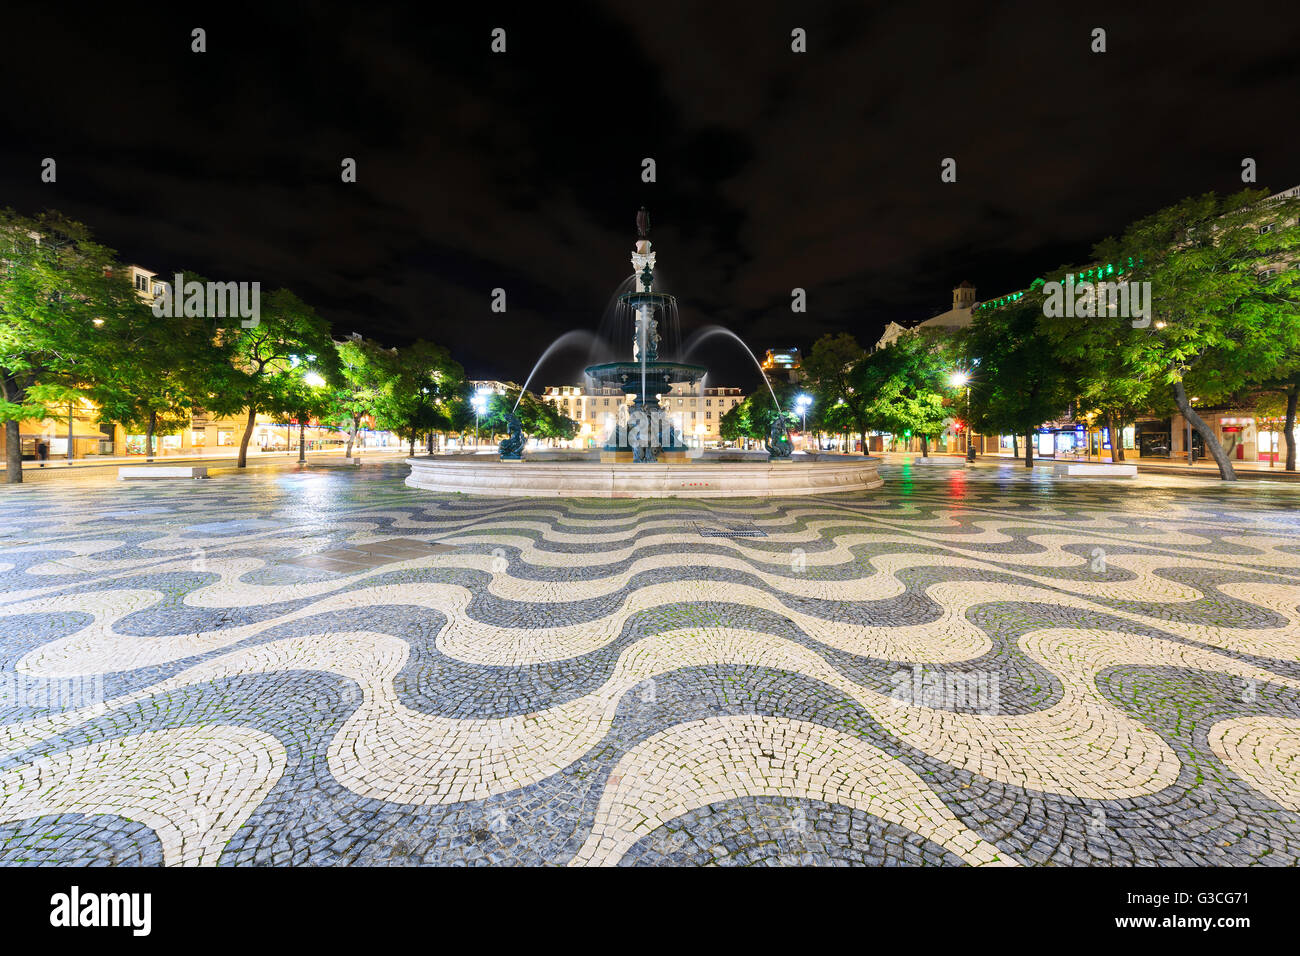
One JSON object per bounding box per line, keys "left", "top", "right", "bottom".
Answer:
{"left": 636, "top": 206, "right": 650, "bottom": 239}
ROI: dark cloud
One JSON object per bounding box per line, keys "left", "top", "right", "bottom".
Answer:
{"left": 3, "top": 1, "right": 1298, "bottom": 388}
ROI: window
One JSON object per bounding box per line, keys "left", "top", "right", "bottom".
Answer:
{"left": 706, "top": 411, "right": 712, "bottom": 420}
{"left": 134, "top": 272, "right": 149, "bottom": 291}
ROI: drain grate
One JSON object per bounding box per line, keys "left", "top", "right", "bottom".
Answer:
{"left": 692, "top": 520, "right": 767, "bottom": 538}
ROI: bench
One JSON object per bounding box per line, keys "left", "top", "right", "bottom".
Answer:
{"left": 909, "top": 457, "right": 965, "bottom": 467}
{"left": 1052, "top": 463, "right": 1136, "bottom": 477}
{"left": 118, "top": 466, "right": 209, "bottom": 480}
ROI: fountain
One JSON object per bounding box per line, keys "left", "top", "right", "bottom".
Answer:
{"left": 583, "top": 207, "right": 706, "bottom": 463}
{"left": 404, "top": 208, "right": 882, "bottom": 497}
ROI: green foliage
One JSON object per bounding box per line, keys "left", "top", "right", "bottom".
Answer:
{"left": 802, "top": 332, "right": 870, "bottom": 437}
{"left": 321, "top": 336, "right": 400, "bottom": 442}
{"left": 478, "top": 388, "right": 578, "bottom": 443}
{"left": 961, "top": 299, "right": 1071, "bottom": 440}
{"left": 374, "top": 340, "right": 465, "bottom": 445}
{"left": 1111, "top": 189, "right": 1300, "bottom": 402}
{"left": 717, "top": 381, "right": 795, "bottom": 440}
{"left": 0, "top": 209, "right": 135, "bottom": 423}
{"left": 852, "top": 330, "right": 956, "bottom": 443}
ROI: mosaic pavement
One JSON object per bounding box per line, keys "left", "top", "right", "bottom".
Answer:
{"left": 1, "top": 460, "right": 1299, "bottom": 866}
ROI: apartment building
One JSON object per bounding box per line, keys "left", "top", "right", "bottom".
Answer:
{"left": 542, "top": 381, "right": 746, "bottom": 448}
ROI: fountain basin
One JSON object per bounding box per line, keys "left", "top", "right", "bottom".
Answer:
{"left": 404, "top": 457, "right": 883, "bottom": 498}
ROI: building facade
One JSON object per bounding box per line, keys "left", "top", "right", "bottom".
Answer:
{"left": 542, "top": 382, "right": 745, "bottom": 448}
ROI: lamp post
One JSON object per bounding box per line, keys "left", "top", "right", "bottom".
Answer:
{"left": 300, "top": 371, "right": 326, "bottom": 464}
{"left": 471, "top": 391, "right": 488, "bottom": 452}
{"left": 794, "top": 393, "right": 812, "bottom": 450}
{"left": 948, "top": 371, "right": 973, "bottom": 461}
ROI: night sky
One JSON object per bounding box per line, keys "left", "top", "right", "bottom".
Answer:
{"left": 4, "top": 1, "right": 1299, "bottom": 388}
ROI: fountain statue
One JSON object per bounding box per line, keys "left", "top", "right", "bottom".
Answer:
{"left": 583, "top": 208, "right": 707, "bottom": 463}
{"left": 498, "top": 411, "right": 526, "bottom": 460}
{"left": 765, "top": 418, "right": 793, "bottom": 460}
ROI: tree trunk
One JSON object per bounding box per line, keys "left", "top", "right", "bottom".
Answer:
{"left": 1011, "top": 433, "right": 1018, "bottom": 460}
{"left": 145, "top": 409, "right": 157, "bottom": 461}
{"left": 408, "top": 437, "right": 415, "bottom": 457}
{"left": 1103, "top": 413, "right": 1115, "bottom": 462}
{"left": 345, "top": 416, "right": 358, "bottom": 459}
{"left": 1113, "top": 415, "right": 1126, "bottom": 462}
{"left": 237, "top": 406, "right": 257, "bottom": 468}
{"left": 1173, "top": 380, "right": 1235, "bottom": 481}
{"left": 426, "top": 431, "right": 434, "bottom": 455}
{"left": 4, "top": 419, "right": 20, "bottom": 484}
{"left": 298, "top": 420, "right": 306, "bottom": 463}
{"left": 1024, "top": 431, "right": 1033, "bottom": 468}
{"left": 920, "top": 434, "right": 929, "bottom": 457}
{"left": 1285, "top": 384, "right": 1298, "bottom": 472}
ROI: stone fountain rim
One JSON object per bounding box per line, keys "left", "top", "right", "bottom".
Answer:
{"left": 403, "top": 455, "right": 884, "bottom": 498}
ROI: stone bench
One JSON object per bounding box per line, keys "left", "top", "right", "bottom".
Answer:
{"left": 909, "top": 457, "right": 965, "bottom": 467}
{"left": 1052, "top": 463, "right": 1136, "bottom": 477}
{"left": 118, "top": 466, "right": 209, "bottom": 480}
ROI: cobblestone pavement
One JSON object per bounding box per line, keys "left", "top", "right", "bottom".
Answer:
{"left": 1, "top": 460, "right": 1298, "bottom": 866}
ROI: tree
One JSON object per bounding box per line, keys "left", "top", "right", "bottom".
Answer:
{"left": 717, "top": 382, "right": 795, "bottom": 444}
{"left": 1107, "top": 188, "right": 1300, "bottom": 480}
{"left": 375, "top": 340, "right": 464, "bottom": 456}
{"left": 852, "top": 331, "right": 956, "bottom": 457}
{"left": 1255, "top": 372, "right": 1300, "bottom": 471}
{"left": 962, "top": 299, "right": 1072, "bottom": 467}
{"left": 0, "top": 210, "right": 137, "bottom": 482}
{"left": 1036, "top": 252, "right": 1161, "bottom": 464}
{"left": 86, "top": 272, "right": 230, "bottom": 461}
{"left": 475, "top": 388, "right": 577, "bottom": 450}
{"left": 273, "top": 353, "right": 341, "bottom": 462}
{"left": 323, "top": 336, "right": 399, "bottom": 459}
{"left": 206, "top": 289, "right": 339, "bottom": 468}
{"left": 717, "top": 399, "right": 751, "bottom": 442}
{"left": 802, "top": 333, "right": 870, "bottom": 449}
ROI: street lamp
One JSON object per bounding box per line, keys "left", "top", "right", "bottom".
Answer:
{"left": 948, "top": 371, "right": 974, "bottom": 461}
{"left": 299, "top": 370, "right": 326, "bottom": 463}
{"left": 471, "top": 391, "right": 489, "bottom": 451}
{"left": 794, "top": 393, "right": 812, "bottom": 449}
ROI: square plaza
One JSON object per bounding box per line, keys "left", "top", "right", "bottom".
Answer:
{"left": 1, "top": 458, "right": 1297, "bottom": 866}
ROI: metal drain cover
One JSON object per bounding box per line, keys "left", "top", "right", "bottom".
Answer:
{"left": 693, "top": 521, "right": 767, "bottom": 538}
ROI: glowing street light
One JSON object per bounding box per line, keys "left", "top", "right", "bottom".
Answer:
{"left": 794, "top": 393, "right": 813, "bottom": 445}
{"left": 948, "top": 370, "right": 975, "bottom": 461}
{"left": 471, "top": 390, "right": 490, "bottom": 450}
{"left": 298, "top": 368, "right": 327, "bottom": 463}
